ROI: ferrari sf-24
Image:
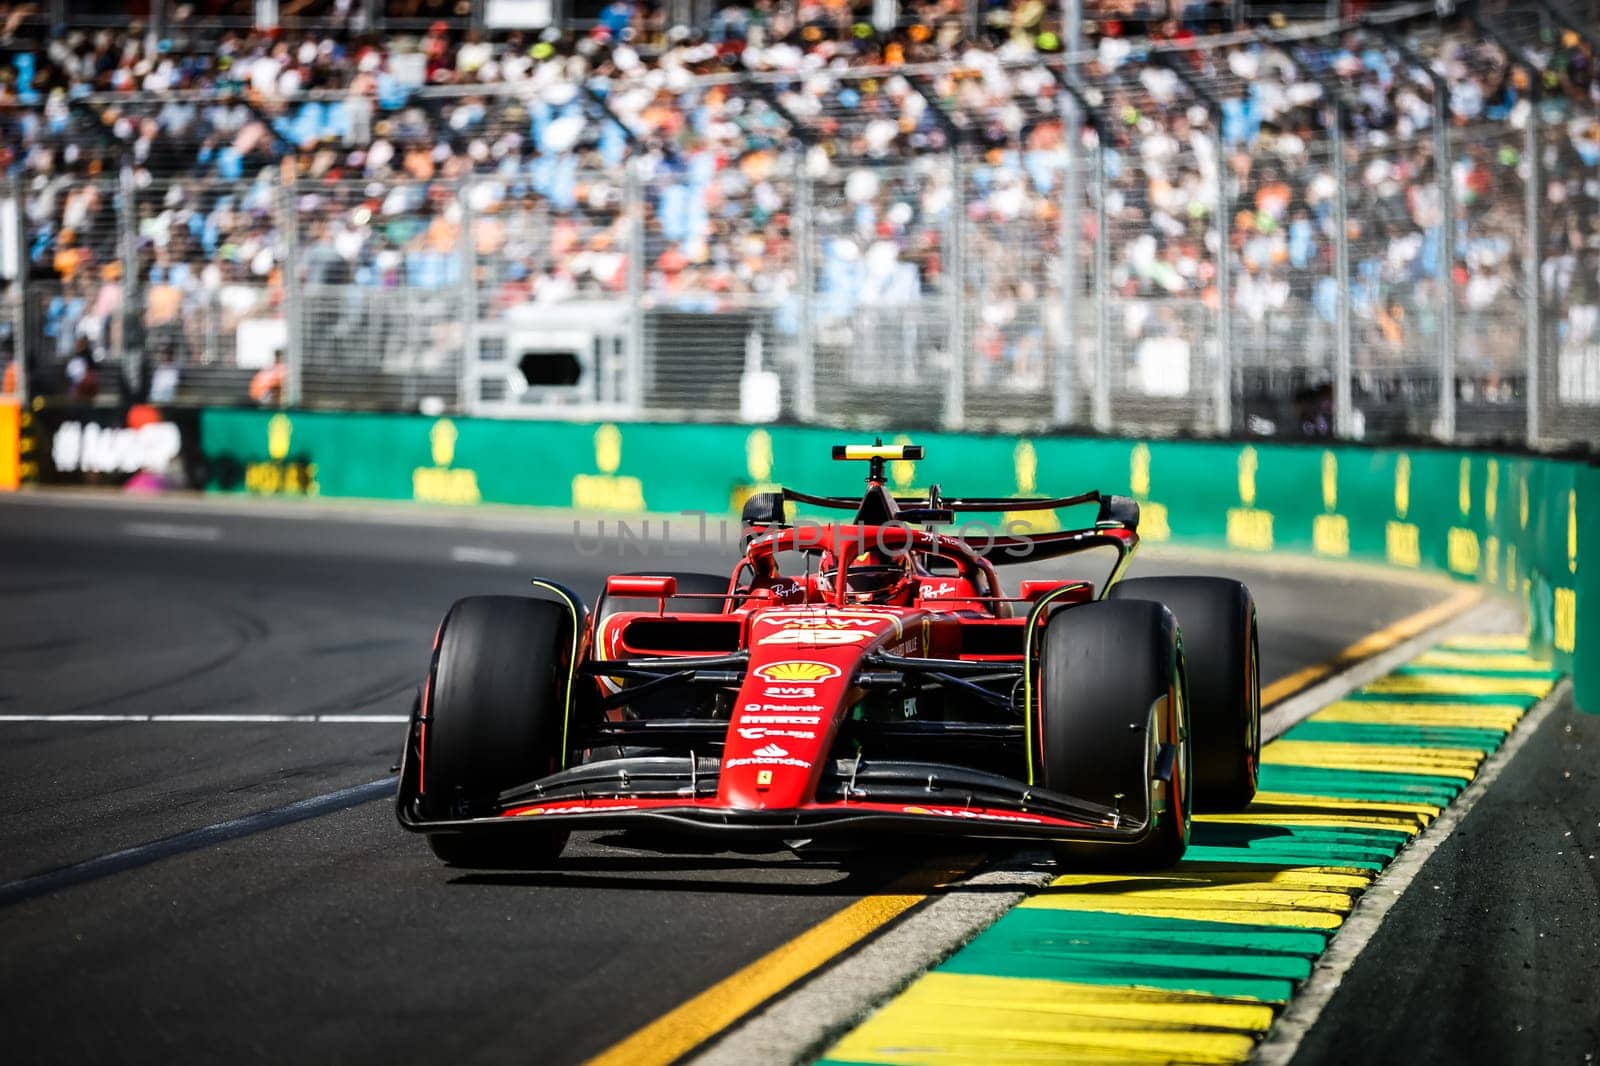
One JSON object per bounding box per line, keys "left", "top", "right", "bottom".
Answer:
{"left": 396, "top": 442, "right": 1260, "bottom": 869}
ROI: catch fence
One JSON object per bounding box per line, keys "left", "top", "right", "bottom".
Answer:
{"left": 5, "top": 4, "right": 1598, "bottom": 447}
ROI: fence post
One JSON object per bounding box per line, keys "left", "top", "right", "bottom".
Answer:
{"left": 793, "top": 154, "right": 816, "bottom": 422}
{"left": 6, "top": 175, "right": 28, "bottom": 404}
{"left": 1055, "top": 98, "right": 1079, "bottom": 427}
{"left": 943, "top": 151, "right": 966, "bottom": 430}
{"left": 1091, "top": 138, "right": 1111, "bottom": 432}
{"left": 625, "top": 155, "right": 645, "bottom": 415}
{"left": 118, "top": 164, "right": 142, "bottom": 400}
{"left": 1435, "top": 83, "right": 1457, "bottom": 442}
{"left": 276, "top": 164, "right": 304, "bottom": 407}
{"left": 1523, "top": 95, "right": 1542, "bottom": 445}
{"left": 1215, "top": 137, "right": 1234, "bottom": 436}
{"left": 457, "top": 181, "right": 477, "bottom": 416}
{"left": 1331, "top": 98, "right": 1354, "bottom": 438}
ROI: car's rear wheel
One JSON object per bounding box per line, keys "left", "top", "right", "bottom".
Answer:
{"left": 1035, "top": 599, "right": 1190, "bottom": 869}
{"left": 1110, "top": 576, "right": 1259, "bottom": 811}
{"left": 421, "top": 595, "right": 574, "bottom": 867}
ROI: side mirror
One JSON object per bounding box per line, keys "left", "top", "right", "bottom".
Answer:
{"left": 741, "top": 491, "right": 787, "bottom": 527}
{"left": 1096, "top": 494, "right": 1140, "bottom": 531}
{"left": 604, "top": 575, "right": 678, "bottom": 600}
{"left": 1019, "top": 579, "right": 1093, "bottom": 603}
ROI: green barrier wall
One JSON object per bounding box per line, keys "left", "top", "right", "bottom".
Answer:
{"left": 200, "top": 409, "right": 1594, "bottom": 711}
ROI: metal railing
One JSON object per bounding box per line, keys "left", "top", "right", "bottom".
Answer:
{"left": 4, "top": 6, "right": 1597, "bottom": 448}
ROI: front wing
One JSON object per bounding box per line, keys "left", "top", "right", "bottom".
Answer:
{"left": 396, "top": 753, "right": 1169, "bottom": 848}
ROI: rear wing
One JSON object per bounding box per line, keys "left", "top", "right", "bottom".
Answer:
{"left": 741, "top": 438, "right": 1139, "bottom": 551}
{"left": 743, "top": 488, "right": 1140, "bottom": 537}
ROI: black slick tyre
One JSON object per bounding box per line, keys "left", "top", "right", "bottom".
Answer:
{"left": 422, "top": 595, "right": 574, "bottom": 867}
{"left": 1036, "top": 599, "right": 1191, "bottom": 869}
{"left": 1110, "top": 576, "right": 1259, "bottom": 811}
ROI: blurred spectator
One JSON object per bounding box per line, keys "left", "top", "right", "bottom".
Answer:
{"left": 249, "top": 351, "right": 286, "bottom": 405}
{"left": 149, "top": 348, "right": 180, "bottom": 403}
{"left": 0, "top": 3, "right": 1593, "bottom": 410}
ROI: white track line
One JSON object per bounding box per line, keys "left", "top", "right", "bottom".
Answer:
{"left": 449, "top": 545, "right": 519, "bottom": 566}
{"left": 1251, "top": 677, "right": 1571, "bottom": 1065}
{"left": 0, "top": 714, "right": 408, "bottom": 724}
{"left": 123, "top": 521, "right": 223, "bottom": 541}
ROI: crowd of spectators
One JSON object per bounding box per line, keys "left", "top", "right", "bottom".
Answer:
{"left": 0, "top": 0, "right": 1595, "bottom": 411}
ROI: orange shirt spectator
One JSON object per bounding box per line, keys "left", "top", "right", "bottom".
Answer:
{"left": 250, "top": 354, "right": 287, "bottom": 406}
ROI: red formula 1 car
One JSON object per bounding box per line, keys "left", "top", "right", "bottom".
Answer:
{"left": 396, "top": 442, "right": 1260, "bottom": 869}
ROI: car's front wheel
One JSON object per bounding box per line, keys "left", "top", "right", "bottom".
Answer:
{"left": 420, "top": 595, "right": 574, "bottom": 867}
{"left": 1034, "top": 599, "right": 1191, "bottom": 869}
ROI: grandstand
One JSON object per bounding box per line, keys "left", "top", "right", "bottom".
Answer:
{"left": 1, "top": 0, "right": 1596, "bottom": 443}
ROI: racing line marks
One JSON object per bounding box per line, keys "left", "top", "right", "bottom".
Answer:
{"left": 813, "top": 633, "right": 1563, "bottom": 1066}
{"left": 0, "top": 777, "right": 395, "bottom": 910}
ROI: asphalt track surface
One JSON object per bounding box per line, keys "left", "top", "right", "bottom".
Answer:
{"left": 0, "top": 492, "right": 1567, "bottom": 1065}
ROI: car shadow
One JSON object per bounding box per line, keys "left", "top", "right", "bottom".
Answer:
{"left": 445, "top": 839, "right": 1045, "bottom": 895}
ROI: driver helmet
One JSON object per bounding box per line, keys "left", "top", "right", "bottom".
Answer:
{"left": 821, "top": 549, "right": 916, "bottom": 604}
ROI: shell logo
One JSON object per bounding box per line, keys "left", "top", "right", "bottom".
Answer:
{"left": 755, "top": 660, "right": 841, "bottom": 683}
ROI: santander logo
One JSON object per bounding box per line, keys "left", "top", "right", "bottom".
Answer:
{"left": 752, "top": 743, "right": 789, "bottom": 758}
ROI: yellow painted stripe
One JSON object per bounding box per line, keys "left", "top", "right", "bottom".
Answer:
{"left": 826, "top": 974, "right": 1268, "bottom": 1065}
{"left": 831, "top": 1027, "right": 1259, "bottom": 1066}
{"left": 1408, "top": 650, "right": 1555, "bottom": 672}
{"left": 1263, "top": 742, "right": 1483, "bottom": 777}
{"left": 1435, "top": 633, "right": 1530, "bottom": 650}
{"left": 1313, "top": 701, "right": 1527, "bottom": 730}
{"left": 582, "top": 857, "right": 975, "bottom": 1066}
{"left": 1250, "top": 791, "right": 1441, "bottom": 823}
{"left": 1258, "top": 588, "right": 1479, "bottom": 706}
{"left": 1263, "top": 740, "right": 1484, "bottom": 775}
{"left": 1021, "top": 893, "right": 1348, "bottom": 929}
{"left": 1049, "top": 866, "right": 1371, "bottom": 891}
{"left": 1026, "top": 883, "right": 1355, "bottom": 914}
{"left": 1196, "top": 811, "right": 1432, "bottom": 832}
{"left": 885, "top": 972, "right": 1278, "bottom": 1028}
{"left": 1363, "top": 672, "right": 1555, "bottom": 698}
{"left": 1174, "top": 862, "right": 1378, "bottom": 881}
